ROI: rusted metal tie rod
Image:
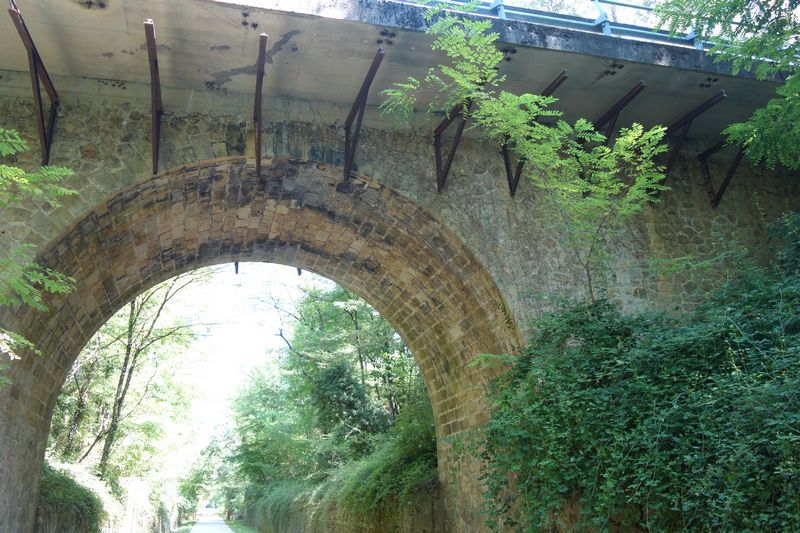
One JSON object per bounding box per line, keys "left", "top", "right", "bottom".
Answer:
{"left": 8, "top": 0, "right": 59, "bottom": 165}
{"left": 594, "top": 80, "right": 646, "bottom": 142}
{"left": 254, "top": 33, "right": 269, "bottom": 177}
{"left": 342, "top": 48, "right": 385, "bottom": 183}
{"left": 697, "top": 140, "right": 744, "bottom": 208}
{"left": 664, "top": 89, "right": 727, "bottom": 176}
{"left": 144, "top": 19, "right": 163, "bottom": 175}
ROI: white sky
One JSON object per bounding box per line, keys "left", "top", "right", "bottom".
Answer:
{"left": 158, "top": 262, "right": 333, "bottom": 476}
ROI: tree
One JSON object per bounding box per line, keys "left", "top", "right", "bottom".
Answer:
{"left": 0, "top": 128, "right": 75, "bottom": 381}
{"left": 276, "top": 286, "right": 419, "bottom": 418}
{"left": 231, "top": 371, "right": 316, "bottom": 485}
{"left": 205, "top": 284, "right": 433, "bottom": 522}
{"left": 658, "top": 0, "right": 800, "bottom": 169}
{"left": 382, "top": 6, "right": 667, "bottom": 301}
{"left": 48, "top": 272, "right": 202, "bottom": 483}
{"left": 178, "top": 435, "right": 248, "bottom": 522}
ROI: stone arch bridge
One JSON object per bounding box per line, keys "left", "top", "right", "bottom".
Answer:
{"left": 0, "top": 0, "right": 797, "bottom": 531}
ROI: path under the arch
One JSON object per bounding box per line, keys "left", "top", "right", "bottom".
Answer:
{"left": 189, "top": 513, "right": 235, "bottom": 532}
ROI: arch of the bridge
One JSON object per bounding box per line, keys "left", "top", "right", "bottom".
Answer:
{"left": 0, "top": 156, "right": 521, "bottom": 530}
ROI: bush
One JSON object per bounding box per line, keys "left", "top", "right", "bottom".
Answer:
{"left": 245, "top": 396, "right": 438, "bottom": 531}
{"left": 336, "top": 397, "right": 438, "bottom": 512}
{"left": 37, "top": 462, "right": 104, "bottom": 533}
{"left": 481, "top": 213, "right": 800, "bottom": 532}
{"left": 249, "top": 480, "right": 316, "bottom": 533}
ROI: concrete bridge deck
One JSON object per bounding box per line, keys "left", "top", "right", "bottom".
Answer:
{"left": 0, "top": 0, "right": 778, "bottom": 141}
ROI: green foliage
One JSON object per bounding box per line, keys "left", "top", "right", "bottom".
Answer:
{"left": 0, "top": 128, "right": 75, "bottom": 207}
{"left": 0, "top": 244, "right": 74, "bottom": 311}
{"left": 178, "top": 463, "right": 208, "bottom": 518}
{"left": 208, "top": 285, "right": 437, "bottom": 527}
{"left": 232, "top": 372, "right": 317, "bottom": 484}
{"left": 724, "top": 75, "right": 800, "bottom": 170}
{"left": 249, "top": 480, "right": 316, "bottom": 532}
{"left": 335, "top": 397, "right": 438, "bottom": 512}
{"left": 480, "top": 212, "right": 800, "bottom": 531}
{"left": 38, "top": 462, "right": 104, "bottom": 533}
{"left": 244, "top": 395, "right": 437, "bottom": 530}
{"left": 47, "top": 274, "right": 196, "bottom": 489}
{"left": 309, "top": 359, "right": 389, "bottom": 456}
{"left": 0, "top": 128, "right": 75, "bottom": 368}
{"left": 657, "top": 0, "right": 800, "bottom": 169}
{"left": 381, "top": 8, "right": 667, "bottom": 300}
{"left": 287, "top": 285, "right": 419, "bottom": 415}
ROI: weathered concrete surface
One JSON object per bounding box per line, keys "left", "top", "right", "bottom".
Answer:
{"left": 0, "top": 0, "right": 780, "bottom": 139}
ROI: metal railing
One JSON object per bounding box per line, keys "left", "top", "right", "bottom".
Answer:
{"left": 390, "top": 0, "right": 710, "bottom": 50}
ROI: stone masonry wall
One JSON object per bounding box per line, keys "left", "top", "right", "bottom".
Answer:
{"left": 0, "top": 85, "right": 798, "bottom": 533}
{"left": 1, "top": 90, "right": 798, "bottom": 334}
{"left": 244, "top": 484, "right": 446, "bottom": 533}
{"left": 0, "top": 153, "right": 518, "bottom": 532}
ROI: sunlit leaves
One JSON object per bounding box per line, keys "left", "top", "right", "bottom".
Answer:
{"left": 381, "top": 6, "right": 668, "bottom": 299}
{"left": 657, "top": 0, "right": 800, "bottom": 169}
{"left": 725, "top": 74, "right": 800, "bottom": 169}
{"left": 0, "top": 244, "right": 74, "bottom": 310}
{"left": 380, "top": 77, "right": 421, "bottom": 121}
{"left": 0, "top": 134, "right": 76, "bottom": 373}
{"left": 0, "top": 128, "right": 28, "bottom": 156}
{"left": 0, "top": 129, "right": 75, "bottom": 209}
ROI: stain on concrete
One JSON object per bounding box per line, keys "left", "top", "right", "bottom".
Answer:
{"left": 207, "top": 30, "right": 300, "bottom": 88}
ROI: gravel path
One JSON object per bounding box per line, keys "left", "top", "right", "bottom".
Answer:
{"left": 190, "top": 514, "right": 234, "bottom": 533}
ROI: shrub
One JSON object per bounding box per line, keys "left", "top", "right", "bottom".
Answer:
{"left": 245, "top": 396, "right": 438, "bottom": 531}
{"left": 37, "top": 462, "right": 104, "bottom": 532}
{"left": 481, "top": 213, "right": 800, "bottom": 532}
{"left": 336, "top": 397, "right": 438, "bottom": 512}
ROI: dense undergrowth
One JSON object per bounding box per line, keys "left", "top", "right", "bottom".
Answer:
{"left": 481, "top": 212, "right": 800, "bottom": 532}
{"left": 245, "top": 397, "right": 438, "bottom": 531}
{"left": 36, "top": 462, "right": 104, "bottom": 533}
{"left": 180, "top": 286, "right": 439, "bottom": 531}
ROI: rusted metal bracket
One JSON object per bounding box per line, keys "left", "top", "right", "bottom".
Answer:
{"left": 343, "top": 48, "right": 384, "bottom": 182}
{"left": 501, "top": 70, "right": 568, "bottom": 197}
{"left": 698, "top": 140, "right": 744, "bottom": 208}
{"left": 540, "top": 69, "right": 568, "bottom": 98}
{"left": 664, "top": 90, "right": 727, "bottom": 175}
{"left": 145, "top": 19, "right": 163, "bottom": 175}
{"left": 8, "top": 0, "right": 59, "bottom": 165}
{"left": 254, "top": 33, "right": 269, "bottom": 178}
{"left": 434, "top": 101, "right": 471, "bottom": 193}
{"left": 501, "top": 143, "right": 525, "bottom": 197}
{"left": 594, "top": 80, "right": 646, "bottom": 142}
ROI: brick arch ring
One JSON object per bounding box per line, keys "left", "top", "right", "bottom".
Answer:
{"left": 0, "top": 156, "right": 522, "bottom": 530}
